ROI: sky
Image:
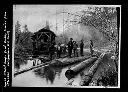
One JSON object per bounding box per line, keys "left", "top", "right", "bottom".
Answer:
{"left": 13, "top": 5, "right": 92, "bottom": 35}
{"left": 13, "top": 5, "right": 119, "bottom": 36}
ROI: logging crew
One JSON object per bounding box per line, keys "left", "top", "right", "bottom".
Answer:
{"left": 67, "top": 38, "right": 73, "bottom": 58}
{"left": 90, "top": 40, "right": 94, "bottom": 56}
{"left": 56, "top": 43, "right": 62, "bottom": 58}
{"left": 73, "top": 41, "right": 78, "bottom": 57}
{"left": 80, "top": 39, "right": 84, "bottom": 56}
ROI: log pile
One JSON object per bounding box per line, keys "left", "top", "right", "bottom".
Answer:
{"left": 80, "top": 52, "right": 106, "bottom": 86}
{"left": 65, "top": 57, "right": 98, "bottom": 80}
{"left": 50, "top": 56, "right": 91, "bottom": 67}
{"left": 89, "top": 52, "right": 118, "bottom": 86}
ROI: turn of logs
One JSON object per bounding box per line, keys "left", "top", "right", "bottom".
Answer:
{"left": 65, "top": 56, "right": 98, "bottom": 80}
{"left": 80, "top": 52, "right": 106, "bottom": 86}
{"left": 50, "top": 56, "right": 91, "bottom": 67}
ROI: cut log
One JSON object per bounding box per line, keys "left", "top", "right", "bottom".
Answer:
{"left": 50, "top": 56, "right": 91, "bottom": 67}
{"left": 14, "top": 62, "right": 50, "bottom": 77}
{"left": 80, "top": 52, "right": 106, "bottom": 86}
{"left": 65, "top": 57, "right": 98, "bottom": 80}
{"left": 88, "top": 52, "right": 118, "bottom": 86}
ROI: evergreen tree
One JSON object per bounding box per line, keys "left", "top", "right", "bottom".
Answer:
{"left": 15, "top": 21, "right": 21, "bottom": 44}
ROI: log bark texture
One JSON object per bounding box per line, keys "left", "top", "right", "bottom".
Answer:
{"left": 80, "top": 52, "right": 106, "bottom": 86}
{"left": 50, "top": 56, "right": 91, "bottom": 67}
{"left": 65, "top": 56, "right": 98, "bottom": 80}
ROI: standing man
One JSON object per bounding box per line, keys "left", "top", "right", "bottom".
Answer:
{"left": 73, "top": 41, "right": 78, "bottom": 57}
{"left": 57, "top": 43, "right": 62, "bottom": 58}
{"left": 90, "top": 40, "right": 94, "bottom": 56}
{"left": 80, "top": 40, "right": 84, "bottom": 56}
{"left": 67, "top": 38, "right": 73, "bottom": 58}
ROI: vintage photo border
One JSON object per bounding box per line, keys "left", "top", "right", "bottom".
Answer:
{"left": 12, "top": 5, "right": 121, "bottom": 88}
{"left": 1, "top": 1, "right": 123, "bottom": 89}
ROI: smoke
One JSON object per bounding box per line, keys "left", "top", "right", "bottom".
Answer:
{"left": 64, "top": 24, "right": 92, "bottom": 41}
{"left": 63, "top": 23, "right": 107, "bottom": 48}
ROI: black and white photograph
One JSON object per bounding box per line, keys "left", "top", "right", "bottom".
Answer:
{"left": 12, "top": 5, "right": 121, "bottom": 88}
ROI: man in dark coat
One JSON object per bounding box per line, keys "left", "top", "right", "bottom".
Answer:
{"left": 56, "top": 43, "right": 62, "bottom": 58}
{"left": 80, "top": 40, "right": 84, "bottom": 56}
{"left": 67, "top": 38, "right": 73, "bottom": 58}
{"left": 73, "top": 41, "right": 78, "bottom": 57}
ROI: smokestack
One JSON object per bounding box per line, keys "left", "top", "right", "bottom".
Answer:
{"left": 45, "top": 20, "right": 50, "bottom": 30}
